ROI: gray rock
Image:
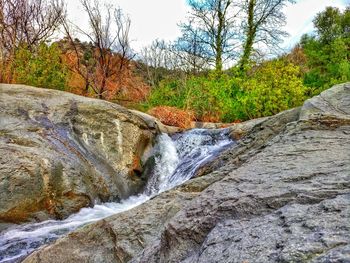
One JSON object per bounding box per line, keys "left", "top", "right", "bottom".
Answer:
{"left": 23, "top": 172, "right": 226, "bottom": 263}
{"left": 300, "top": 82, "right": 350, "bottom": 120}
{"left": 188, "top": 194, "right": 350, "bottom": 263}
{"left": 0, "top": 84, "right": 156, "bottom": 223}
{"left": 24, "top": 83, "right": 350, "bottom": 263}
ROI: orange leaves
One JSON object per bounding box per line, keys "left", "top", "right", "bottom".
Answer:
{"left": 148, "top": 106, "right": 195, "bottom": 128}
{"left": 59, "top": 41, "right": 150, "bottom": 102}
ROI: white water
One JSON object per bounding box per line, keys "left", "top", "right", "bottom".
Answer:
{"left": 0, "top": 129, "right": 233, "bottom": 263}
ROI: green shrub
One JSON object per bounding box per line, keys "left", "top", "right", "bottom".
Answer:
{"left": 145, "top": 60, "right": 306, "bottom": 122}
{"left": 146, "top": 79, "right": 187, "bottom": 109}
{"left": 232, "top": 60, "right": 307, "bottom": 120}
{"left": 13, "top": 42, "right": 68, "bottom": 90}
{"left": 146, "top": 73, "right": 236, "bottom": 122}
{"left": 183, "top": 74, "right": 235, "bottom": 121}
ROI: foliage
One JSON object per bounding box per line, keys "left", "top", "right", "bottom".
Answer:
{"left": 301, "top": 6, "right": 350, "bottom": 94}
{"left": 232, "top": 60, "right": 307, "bottom": 120}
{"left": 146, "top": 60, "right": 306, "bottom": 122}
{"left": 0, "top": 0, "right": 64, "bottom": 83}
{"left": 148, "top": 106, "right": 194, "bottom": 128}
{"left": 3, "top": 3, "right": 348, "bottom": 128}
{"left": 146, "top": 73, "right": 236, "bottom": 122}
{"left": 146, "top": 78, "right": 187, "bottom": 109}
{"left": 183, "top": 74, "right": 235, "bottom": 122}
{"left": 13, "top": 43, "right": 68, "bottom": 90}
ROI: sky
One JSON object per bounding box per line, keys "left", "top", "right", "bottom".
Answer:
{"left": 67, "top": 0, "right": 348, "bottom": 52}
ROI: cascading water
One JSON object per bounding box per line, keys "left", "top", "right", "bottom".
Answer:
{"left": 145, "top": 128, "right": 234, "bottom": 194}
{"left": 0, "top": 128, "right": 234, "bottom": 263}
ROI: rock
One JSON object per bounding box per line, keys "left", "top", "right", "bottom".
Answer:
{"left": 129, "top": 110, "right": 184, "bottom": 134}
{"left": 190, "top": 118, "right": 268, "bottom": 132}
{"left": 194, "top": 108, "right": 300, "bottom": 178}
{"left": 227, "top": 116, "right": 269, "bottom": 139}
{"left": 300, "top": 82, "right": 350, "bottom": 121}
{"left": 0, "top": 84, "right": 156, "bottom": 223}
{"left": 184, "top": 194, "right": 350, "bottom": 263}
{"left": 23, "top": 172, "right": 227, "bottom": 263}
{"left": 190, "top": 122, "right": 225, "bottom": 129}
{"left": 23, "top": 83, "right": 350, "bottom": 263}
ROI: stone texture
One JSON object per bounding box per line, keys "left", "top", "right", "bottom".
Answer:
{"left": 0, "top": 84, "right": 156, "bottom": 223}
{"left": 300, "top": 82, "right": 350, "bottom": 120}
{"left": 23, "top": 172, "right": 226, "bottom": 263}
{"left": 24, "top": 83, "right": 350, "bottom": 263}
{"left": 186, "top": 194, "right": 350, "bottom": 263}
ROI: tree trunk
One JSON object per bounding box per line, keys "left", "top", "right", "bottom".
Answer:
{"left": 215, "top": 46, "right": 223, "bottom": 73}
{"left": 239, "top": 0, "right": 256, "bottom": 72}
{"left": 215, "top": 0, "right": 224, "bottom": 73}
{"left": 84, "top": 78, "right": 90, "bottom": 95}
{"left": 99, "top": 74, "right": 107, "bottom": 100}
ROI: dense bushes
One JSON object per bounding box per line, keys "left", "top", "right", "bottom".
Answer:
{"left": 147, "top": 74, "right": 235, "bottom": 122}
{"left": 231, "top": 60, "right": 307, "bottom": 120}
{"left": 301, "top": 6, "right": 350, "bottom": 94}
{"left": 13, "top": 43, "right": 69, "bottom": 90}
{"left": 146, "top": 60, "right": 307, "bottom": 122}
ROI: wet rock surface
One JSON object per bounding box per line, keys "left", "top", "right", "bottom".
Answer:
{"left": 20, "top": 83, "right": 350, "bottom": 262}
{"left": 0, "top": 84, "right": 156, "bottom": 223}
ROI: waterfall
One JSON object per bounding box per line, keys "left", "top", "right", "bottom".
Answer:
{"left": 0, "top": 128, "right": 234, "bottom": 263}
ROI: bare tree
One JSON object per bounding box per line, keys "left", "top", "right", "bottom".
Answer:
{"left": 62, "top": 0, "right": 134, "bottom": 99}
{"left": 139, "top": 39, "right": 186, "bottom": 86}
{"left": 0, "top": 0, "right": 64, "bottom": 82}
{"left": 174, "top": 22, "right": 210, "bottom": 74}
{"left": 114, "top": 8, "right": 134, "bottom": 73}
{"left": 139, "top": 40, "right": 167, "bottom": 86}
{"left": 239, "top": 0, "right": 295, "bottom": 71}
{"left": 178, "top": 0, "right": 240, "bottom": 73}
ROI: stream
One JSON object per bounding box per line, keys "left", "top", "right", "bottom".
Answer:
{"left": 0, "top": 128, "right": 234, "bottom": 263}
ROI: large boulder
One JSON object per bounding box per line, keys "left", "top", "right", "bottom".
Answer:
{"left": 24, "top": 83, "right": 350, "bottom": 262}
{"left": 0, "top": 84, "right": 156, "bottom": 223}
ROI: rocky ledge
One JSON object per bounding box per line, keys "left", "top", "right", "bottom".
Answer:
{"left": 11, "top": 83, "right": 350, "bottom": 262}
{"left": 0, "top": 84, "right": 157, "bottom": 224}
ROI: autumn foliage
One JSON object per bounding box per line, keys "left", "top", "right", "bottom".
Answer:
{"left": 60, "top": 43, "right": 150, "bottom": 102}
{"left": 147, "top": 106, "right": 195, "bottom": 128}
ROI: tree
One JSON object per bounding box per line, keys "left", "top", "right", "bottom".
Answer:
{"left": 175, "top": 22, "right": 210, "bottom": 74}
{"left": 139, "top": 40, "right": 180, "bottom": 86}
{"left": 0, "top": 0, "right": 65, "bottom": 82}
{"left": 179, "top": 0, "right": 240, "bottom": 72}
{"left": 313, "top": 6, "right": 342, "bottom": 44}
{"left": 301, "top": 6, "right": 350, "bottom": 92}
{"left": 239, "top": 0, "right": 294, "bottom": 72}
{"left": 62, "top": 0, "right": 134, "bottom": 99}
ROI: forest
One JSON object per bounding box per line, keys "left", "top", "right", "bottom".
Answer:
{"left": 1, "top": 0, "right": 349, "bottom": 127}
